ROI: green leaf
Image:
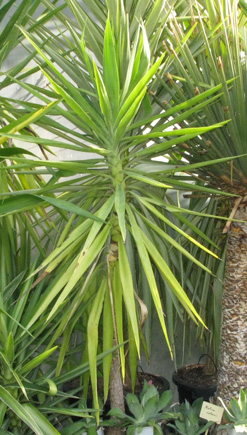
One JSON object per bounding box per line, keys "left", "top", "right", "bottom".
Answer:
{"left": 0, "top": 193, "right": 103, "bottom": 222}
{"left": 115, "top": 183, "right": 126, "bottom": 241}
{"left": 42, "top": 68, "right": 106, "bottom": 139}
{"left": 36, "top": 194, "right": 104, "bottom": 222}
{"left": 20, "top": 347, "right": 58, "bottom": 375}
{"left": 93, "top": 60, "right": 113, "bottom": 128}
{"left": 103, "top": 17, "right": 120, "bottom": 115}
{"left": 126, "top": 205, "right": 172, "bottom": 356}
{"left": 0, "top": 100, "right": 60, "bottom": 145}
{"left": 0, "top": 147, "right": 35, "bottom": 158}
{"left": 87, "top": 278, "right": 107, "bottom": 412}
{"left": 116, "top": 87, "right": 147, "bottom": 141}
{"left": 126, "top": 170, "right": 172, "bottom": 189}
{"left": 103, "top": 283, "right": 114, "bottom": 402}
{"left": 47, "top": 223, "right": 111, "bottom": 320}
{"left": 4, "top": 332, "right": 14, "bottom": 364}
{"left": 112, "top": 262, "right": 125, "bottom": 380}
{"left": 118, "top": 237, "right": 140, "bottom": 353}
{"left": 138, "top": 213, "right": 213, "bottom": 275}
{"left": 133, "top": 195, "right": 219, "bottom": 259}
{"left": 0, "top": 386, "right": 43, "bottom": 435}
{"left": 157, "top": 390, "right": 173, "bottom": 412}
{"left": 115, "top": 53, "right": 165, "bottom": 126}
{"left": 22, "top": 403, "right": 61, "bottom": 435}
{"left": 140, "top": 229, "right": 205, "bottom": 326}
{"left": 0, "top": 352, "right": 27, "bottom": 399}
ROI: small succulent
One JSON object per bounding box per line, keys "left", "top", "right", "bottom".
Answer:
{"left": 167, "top": 398, "right": 214, "bottom": 435}
{"left": 106, "top": 380, "right": 177, "bottom": 434}
{"left": 219, "top": 388, "right": 247, "bottom": 432}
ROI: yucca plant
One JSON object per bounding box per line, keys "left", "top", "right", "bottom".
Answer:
{"left": 0, "top": 0, "right": 236, "bottom": 429}
{"left": 151, "top": 0, "right": 247, "bottom": 402}
{"left": 0, "top": 165, "right": 119, "bottom": 434}
{"left": 0, "top": 4, "right": 122, "bottom": 432}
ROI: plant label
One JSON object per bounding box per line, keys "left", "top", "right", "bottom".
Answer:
{"left": 200, "top": 401, "right": 224, "bottom": 424}
{"left": 235, "top": 425, "right": 247, "bottom": 433}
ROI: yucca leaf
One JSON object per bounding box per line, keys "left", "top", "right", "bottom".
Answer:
{"left": 145, "top": 0, "right": 167, "bottom": 39}
{"left": 103, "top": 17, "right": 120, "bottom": 116}
{"left": 132, "top": 194, "right": 219, "bottom": 259}
{"left": 126, "top": 204, "right": 172, "bottom": 356}
{"left": 0, "top": 387, "right": 43, "bottom": 435}
{"left": 0, "top": 147, "right": 35, "bottom": 158}
{"left": 140, "top": 230, "right": 206, "bottom": 326}
{"left": 103, "top": 283, "right": 114, "bottom": 402}
{"left": 0, "top": 195, "right": 43, "bottom": 216}
{"left": 41, "top": 68, "right": 106, "bottom": 139}
{"left": 137, "top": 213, "right": 213, "bottom": 275}
{"left": 128, "top": 317, "right": 138, "bottom": 391}
{"left": 0, "top": 352, "right": 27, "bottom": 399}
{"left": 115, "top": 183, "right": 126, "bottom": 241}
{"left": 35, "top": 194, "right": 104, "bottom": 222}
{"left": 112, "top": 262, "right": 125, "bottom": 380}
{"left": 47, "top": 223, "right": 111, "bottom": 320}
{"left": 126, "top": 171, "right": 172, "bottom": 189}
{"left": 20, "top": 347, "right": 58, "bottom": 376}
{"left": 88, "top": 278, "right": 107, "bottom": 412}
{"left": 116, "top": 87, "right": 147, "bottom": 141}
{"left": 93, "top": 60, "right": 113, "bottom": 129}
{"left": 118, "top": 237, "right": 140, "bottom": 353}
{"left": 115, "top": 53, "right": 165, "bottom": 126}
{"left": 22, "top": 404, "right": 60, "bottom": 435}
{"left": 0, "top": 100, "right": 59, "bottom": 145}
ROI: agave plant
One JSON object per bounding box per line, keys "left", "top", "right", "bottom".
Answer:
{"left": 106, "top": 381, "right": 176, "bottom": 435}
{"left": 0, "top": 1, "right": 235, "bottom": 427}
{"left": 151, "top": 0, "right": 247, "bottom": 402}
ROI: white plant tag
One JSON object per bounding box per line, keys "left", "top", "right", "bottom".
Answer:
{"left": 200, "top": 401, "right": 224, "bottom": 424}
{"left": 235, "top": 425, "right": 247, "bottom": 433}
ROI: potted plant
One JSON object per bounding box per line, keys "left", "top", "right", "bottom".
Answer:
{"left": 167, "top": 398, "right": 214, "bottom": 435}
{"left": 218, "top": 389, "right": 247, "bottom": 435}
{"left": 105, "top": 380, "right": 177, "bottom": 435}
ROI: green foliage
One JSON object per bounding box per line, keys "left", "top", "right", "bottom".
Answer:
{"left": 158, "top": 0, "right": 247, "bottom": 184}
{"left": 0, "top": 0, "right": 237, "bottom": 427}
{"left": 106, "top": 380, "right": 176, "bottom": 434}
{"left": 167, "top": 398, "right": 214, "bottom": 435}
{"left": 60, "top": 397, "right": 103, "bottom": 435}
{"left": 219, "top": 388, "right": 247, "bottom": 431}
{"left": 151, "top": 0, "right": 247, "bottom": 365}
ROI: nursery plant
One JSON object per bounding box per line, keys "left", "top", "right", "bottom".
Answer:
{"left": 106, "top": 380, "right": 177, "bottom": 435}
{"left": 148, "top": 0, "right": 247, "bottom": 402}
{"left": 0, "top": 0, "right": 235, "bottom": 431}
{"left": 167, "top": 398, "right": 214, "bottom": 435}
{"left": 219, "top": 388, "right": 247, "bottom": 434}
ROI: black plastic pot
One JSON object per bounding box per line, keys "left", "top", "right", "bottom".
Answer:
{"left": 172, "top": 363, "right": 217, "bottom": 404}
